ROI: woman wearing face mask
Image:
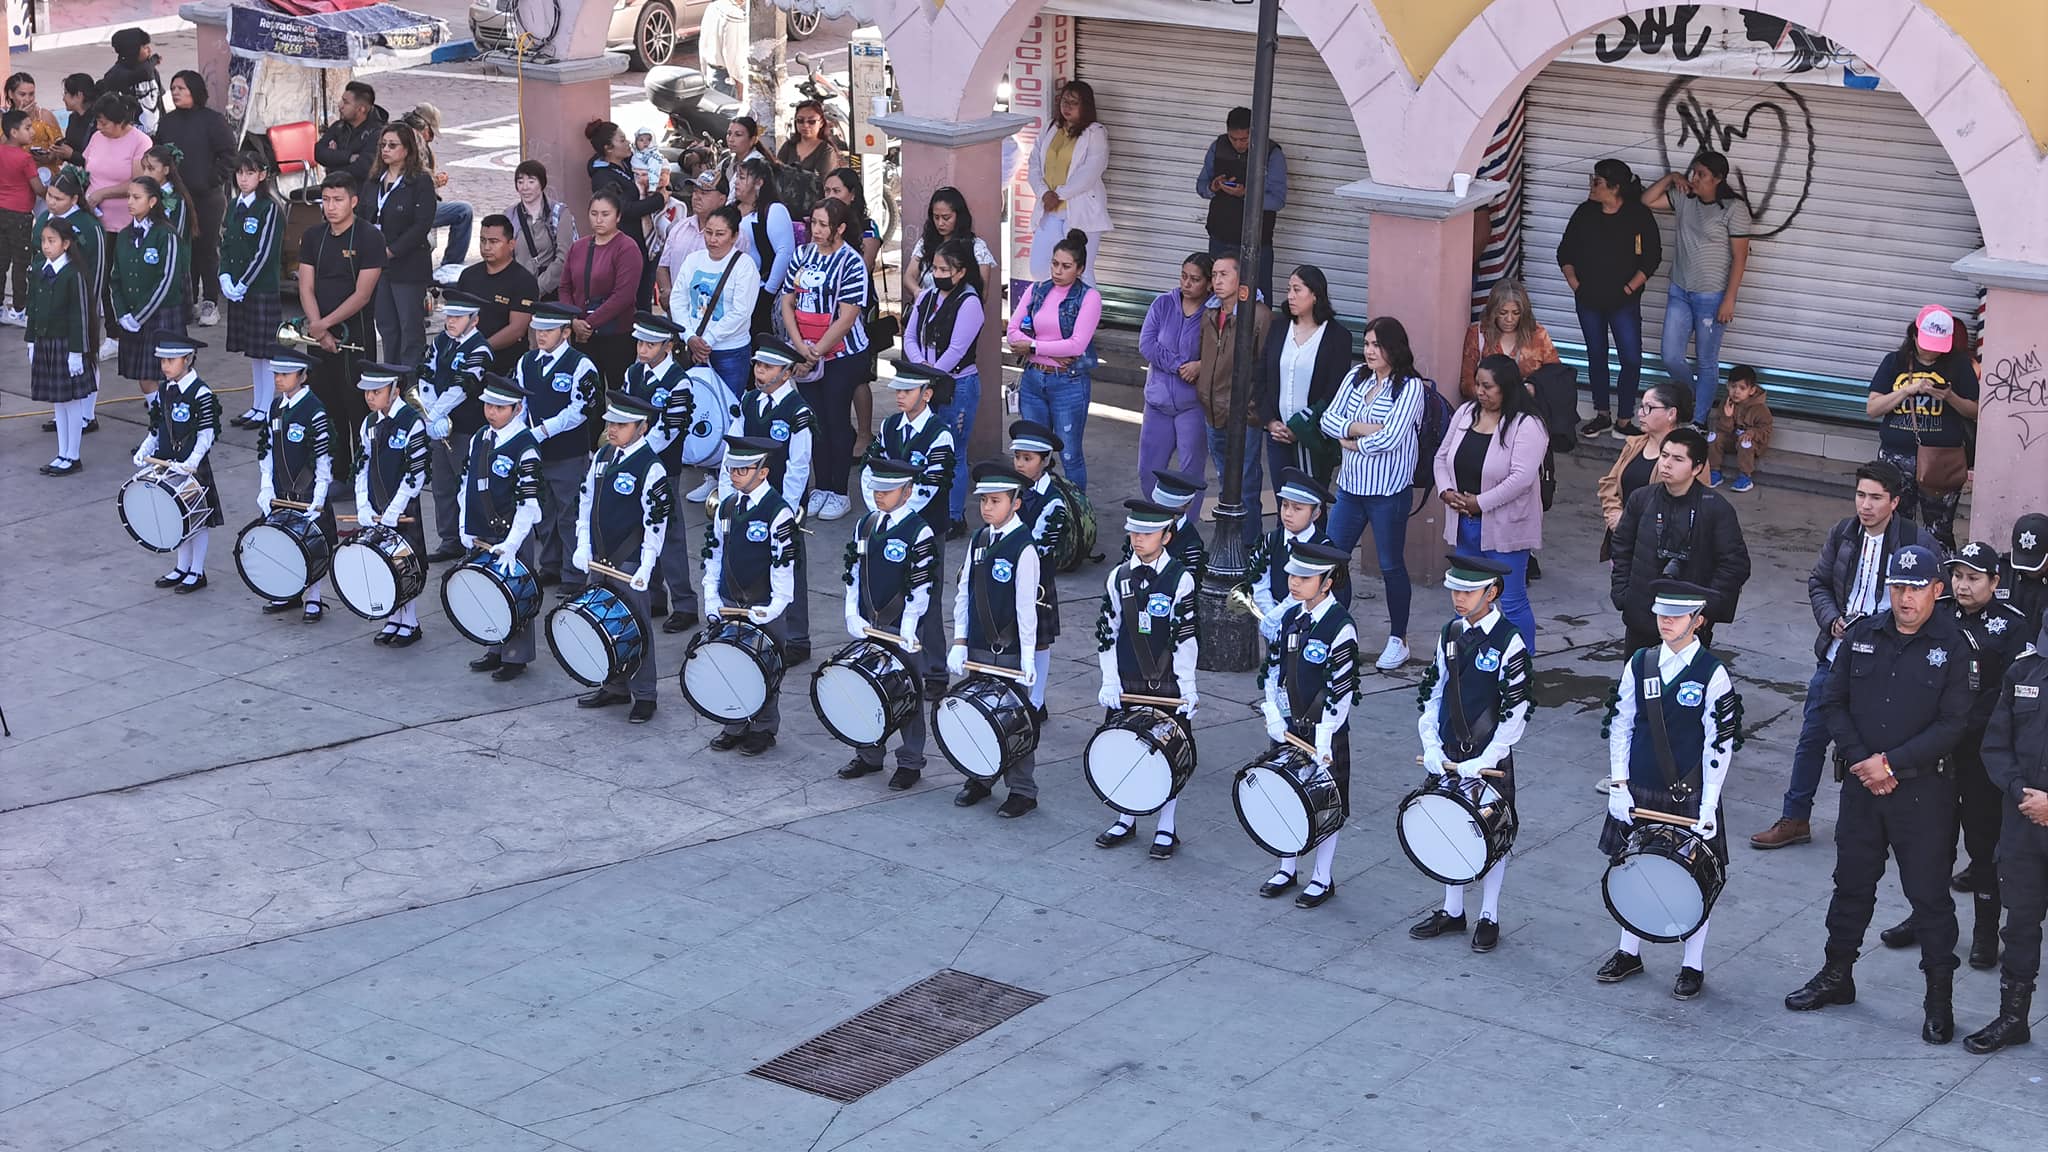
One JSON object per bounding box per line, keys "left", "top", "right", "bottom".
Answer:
{"left": 1644, "top": 149, "right": 1751, "bottom": 428}
{"left": 903, "top": 237, "right": 985, "bottom": 534}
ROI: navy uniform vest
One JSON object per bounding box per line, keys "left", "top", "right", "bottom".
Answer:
{"left": 1112, "top": 556, "right": 1189, "bottom": 697}
{"left": 1626, "top": 646, "right": 1720, "bottom": 810}
{"left": 589, "top": 444, "right": 661, "bottom": 565}
{"left": 157, "top": 377, "right": 219, "bottom": 459}
{"left": 1280, "top": 602, "right": 1352, "bottom": 730}
{"left": 1172, "top": 515, "right": 1209, "bottom": 578}
{"left": 879, "top": 411, "right": 954, "bottom": 529}
{"left": 717, "top": 488, "right": 791, "bottom": 606}
{"left": 967, "top": 523, "right": 1036, "bottom": 660}
{"left": 519, "top": 345, "right": 595, "bottom": 462}
{"left": 426, "top": 328, "right": 492, "bottom": 436}
{"left": 366, "top": 404, "right": 425, "bottom": 510}
{"left": 622, "top": 358, "right": 689, "bottom": 462}
{"left": 1256, "top": 526, "right": 1348, "bottom": 604}
{"left": 1437, "top": 616, "right": 1516, "bottom": 761}
{"left": 854, "top": 510, "right": 929, "bottom": 630}
{"left": 1021, "top": 478, "right": 1064, "bottom": 638}
{"left": 463, "top": 425, "right": 540, "bottom": 545}
{"left": 743, "top": 385, "right": 812, "bottom": 494}
{"left": 264, "top": 393, "right": 329, "bottom": 503}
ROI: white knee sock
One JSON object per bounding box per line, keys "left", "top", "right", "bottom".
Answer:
{"left": 187, "top": 529, "right": 209, "bottom": 575}
{"left": 1154, "top": 798, "right": 1177, "bottom": 837}
{"left": 1618, "top": 929, "right": 1641, "bottom": 956}
{"left": 82, "top": 390, "right": 96, "bottom": 422}
{"left": 304, "top": 582, "right": 322, "bottom": 606}
{"left": 1442, "top": 883, "right": 1465, "bottom": 918}
{"left": 1309, "top": 832, "right": 1339, "bottom": 887}
{"left": 172, "top": 538, "right": 192, "bottom": 576}
{"left": 395, "top": 602, "right": 419, "bottom": 628}
{"left": 61, "top": 400, "right": 85, "bottom": 458}
{"left": 1273, "top": 854, "right": 1298, "bottom": 881}
{"left": 1030, "top": 649, "right": 1051, "bottom": 708}
{"left": 1479, "top": 859, "right": 1506, "bottom": 922}
{"left": 1682, "top": 918, "right": 1710, "bottom": 970}
{"left": 249, "top": 360, "right": 276, "bottom": 415}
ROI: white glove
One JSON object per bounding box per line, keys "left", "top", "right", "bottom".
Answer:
{"left": 170, "top": 459, "right": 196, "bottom": 475}
{"left": 428, "top": 417, "right": 452, "bottom": 442}
{"left": 1018, "top": 661, "right": 1037, "bottom": 688}
{"left": 629, "top": 569, "right": 651, "bottom": 593}
{"left": 1313, "top": 736, "right": 1333, "bottom": 766}
{"left": 377, "top": 505, "right": 404, "bottom": 529}
{"left": 1178, "top": 691, "right": 1197, "bottom": 718}
{"left": 947, "top": 645, "right": 967, "bottom": 678}
{"left": 1607, "top": 786, "right": 1634, "bottom": 825}
{"left": 68, "top": 353, "right": 84, "bottom": 376}
{"left": 1455, "top": 759, "right": 1484, "bottom": 780}
{"left": 489, "top": 543, "right": 519, "bottom": 575}
{"left": 747, "top": 605, "right": 772, "bottom": 624}
{"left": 218, "top": 274, "right": 236, "bottom": 299}
{"left": 703, "top": 595, "right": 723, "bottom": 620}
{"left": 1422, "top": 750, "right": 1444, "bottom": 779}
{"left": 1262, "top": 702, "right": 1287, "bottom": 745}
{"left": 1260, "top": 603, "right": 1288, "bottom": 642}
{"left": 1097, "top": 684, "right": 1122, "bottom": 711}
{"left": 257, "top": 493, "right": 273, "bottom": 516}
{"left": 118, "top": 313, "right": 140, "bottom": 332}
{"left": 132, "top": 447, "right": 150, "bottom": 468}
{"left": 460, "top": 532, "right": 478, "bottom": 549}
{"left": 847, "top": 614, "right": 871, "bottom": 641}
{"left": 571, "top": 545, "right": 591, "bottom": 573}
{"left": 1692, "top": 812, "right": 1718, "bottom": 840}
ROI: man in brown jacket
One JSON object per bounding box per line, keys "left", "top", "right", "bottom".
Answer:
{"left": 1198, "top": 254, "right": 1273, "bottom": 544}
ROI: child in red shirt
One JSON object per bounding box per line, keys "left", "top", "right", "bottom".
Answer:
{"left": 0, "top": 109, "right": 49, "bottom": 325}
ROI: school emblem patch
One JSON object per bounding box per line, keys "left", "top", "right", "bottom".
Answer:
{"left": 746, "top": 521, "right": 770, "bottom": 543}
{"left": 388, "top": 431, "right": 408, "bottom": 449}
{"left": 1675, "top": 681, "right": 1705, "bottom": 707}
{"left": 491, "top": 455, "right": 513, "bottom": 477}
{"left": 285, "top": 423, "right": 305, "bottom": 443}
{"left": 770, "top": 419, "right": 791, "bottom": 442}
{"left": 242, "top": 217, "right": 259, "bottom": 234}
{"left": 992, "top": 559, "right": 1014, "bottom": 584}
{"left": 143, "top": 248, "right": 160, "bottom": 265}
{"left": 1475, "top": 648, "right": 1501, "bottom": 672}
{"left": 1147, "top": 592, "right": 1172, "bottom": 617}
{"left": 612, "top": 472, "right": 637, "bottom": 495}
{"left": 1303, "top": 639, "right": 1329, "bottom": 665}
{"left": 883, "top": 539, "right": 909, "bottom": 563}
{"left": 552, "top": 373, "right": 572, "bottom": 393}
{"left": 651, "top": 389, "right": 669, "bottom": 409}
{"left": 171, "top": 403, "right": 191, "bottom": 423}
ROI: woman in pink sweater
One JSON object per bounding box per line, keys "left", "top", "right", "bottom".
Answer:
{"left": 1433, "top": 353, "right": 1548, "bottom": 647}
{"left": 1006, "top": 228, "right": 1102, "bottom": 488}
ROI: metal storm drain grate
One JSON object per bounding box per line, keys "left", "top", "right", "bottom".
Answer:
{"left": 749, "top": 969, "right": 1045, "bottom": 1102}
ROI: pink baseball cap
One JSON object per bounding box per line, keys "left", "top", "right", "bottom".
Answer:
{"left": 1915, "top": 305, "right": 1955, "bottom": 354}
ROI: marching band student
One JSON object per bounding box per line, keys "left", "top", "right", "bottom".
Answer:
{"left": 28, "top": 216, "right": 94, "bottom": 475}
{"left": 1598, "top": 579, "right": 1738, "bottom": 999}
{"left": 112, "top": 176, "right": 186, "bottom": 405}
{"left": 1410, "top": 553, "right": 1533, "bottom": 952}
{"left": 1149, "top": 469, "right": 1210, "bottom": 579}
{"left": 460, "top": 373, "right": 545, "bottom": 680}
{"left": 36, "top": 167, "right": 105, "bottom": 437}
{"left": 220, "top": 151, "right": 283, "bottom": 429}
{"left": 418, "top": 289, "right": 494, "bottom": 562}
{"left": 1245, "top": 468, "right": 1347, "bottom": 639}
{"left": 254, "top": 351, "right": 335, "bottom": 622}
{"left": 572, "top": 390, "right": 670, "bottom": 723}
{"left": 726, "top": 338, "right": 814, "bottom": 664}
{"left": 837, "top": 456, "right": 937, "bottom": 790}
{"left": 950, "top": 463, "right": 1043, "bottom": 817}
{"left": 353, "top": 361, "right": 432, "bottom": 646}
{"left": 863, "top": 362, "right": 957, "bottom": 691}
{"left": 704, "top": 435, "right": 800, "bottom": 752}
{"left": 619, "top": 310, "right": 699, "bottom": 631}
{"left": 1258, "top": 541, "right": 1358, "bottom": 907}
{"left": 1093, "top": 498, "right": 1199, "bottom": 857}
{"left": 1009, "top": 420, "right": 1066, "bottom": 721}
{"left": 520, "top": 301, "right": 601, "bottom": 595}
{"left": 130, "top": 335, "right": 221, "bottom": 591}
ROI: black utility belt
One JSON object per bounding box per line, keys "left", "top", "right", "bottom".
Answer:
{"left": 1834, "top": 753, "right": 1947, "bottom": 782}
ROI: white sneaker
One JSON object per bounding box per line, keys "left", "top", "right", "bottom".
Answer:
{"left": 805, "top": 489, "right": 829, "bottom": 517}
{"left": 685, "top": 475, "right": 716, "bottom": 503}
{"left": 0, "top": 307, "right": 26, "bottom": 327}
{"left": 1375, "top": 636, "right": 1410, "bottom": 670}
{"left": 819, "top": 492, "right": 852, "bottom": 521}
{"left": 196, "top": 300, "right": 220, "bottom": 327}
{"left": 99, "top": 337, "right": 119, "bottom": 361}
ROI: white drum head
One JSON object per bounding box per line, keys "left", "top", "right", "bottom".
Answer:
{"left": 1606, "top": 854, "right": 1704, "bottom": 939}
{"left": 935, "top": 695, "right": 1004, "bottom": 780}
{"left": 446, "top": 567, "right": 514, "bottom": 643}
{"left": 332, "top": 542, "right": 399, "bottom": 617}
{"left": 549, "top": 610, "right": 614, "bottom": 685}
{"left": 1400, "top": 793, "right": 1490, "bottom": 884}
{"left": 122, "top": 480, "right": 187, "bottom": 551}
{"left": 1236, "top": 766, "right": 1309, "bottom": 855}
{"left": 239, "top": 524, "right": 310, "bottom": 599}
{"left": 684, "top": 639, "right": 770, "bottom": 720}
{"left": 816, "top": 663, "right": 887, "bottom": 745}
{"left": 1086, "top": 727, "right": 1172, "bottom": 814}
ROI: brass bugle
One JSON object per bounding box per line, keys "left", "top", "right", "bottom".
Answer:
{"left": 277, "top": 319, "right": 364, "bottom": 354}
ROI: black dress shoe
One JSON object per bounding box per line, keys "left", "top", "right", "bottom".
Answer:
{"left": 886, "top": 767, "right": 920, "bottom": 791}
{"left": 578, "top": 686, "right": 630, "bottom": 708}
{"left": 1409, "top": 910, "right": 1468, "bottom": 940}
{"left": 662, "top": 611, "right": 700, "bottom": 633}
{"left": 1471, "top": 917, "right": 1500, "bottom": 952}
{"left": 1784, "top": 963, "right": 1856, "bottom": 1010}
{"left": 374, "top": 627, "right": 397, "bottom": 646}
{"left": 1259, "top": 871, "right": 1298, "bottom": 898}
{"left": 302, "top": 602, "right": 325, "bottom": 623}
{"left": 740, "top": 732, "right": 777, "bottom": 756}
{"left": 628, "top": 699, "right": 657, "bottom": 724}
{"left": 263, "top": 596, "right": 303, "bottom": 614}
{"left": 783, "top": 646, "right": 811, "bottom": 668}
{"left": 173, "top": 574, "right": 209, "bottom": 594}
{"left": 1880, "top": 917, "right": 1917, "bottom": 948}
{"left": 1953, "top": 866, "right": 1982, "bottom": 893}
{"left": 1148, "top": 832, "right": 1179, "bottom": 859}
{"left": 709, "top": 731, "right": 743, "bottom": 751}
{"left": 1294, "top": 881, "right": 1335, "bottom": 908}
{"left": 42, "top": 458, "right": 81, "bottom": 476}
{"left": 154, "top": 570, "right": 188, "bottom": 588}
{"left": 1095, "top": 822, "right": 1135, "bottom": 849}
{"left": 491, "top": 662, "right": 527, "bottom": 682}
{"left": 1595, "top": 951, "right": 1645, "bottom": 983}
{"left": 469, "top": 652, "right": 505, "bottom": 672}
{"left": 1674, "top": 967, "right": 1705, "bottom": 1000}
{"left": 387, "top": 625, "right": 422, "bottom": 647}
{"left": 427, "top": 544, "right": 467, "bottom": 563}
{"left": 838, "top": 759, "right": 882, "bottom": 779}
{"left": 954, "top": 781, "right": 990, "bottom": 807}
{"left": 1924, "top": 972, "right": 1955, "bottom": 1045}
{"left": 996, "top": 794, "right": 1037, "bottom": 818}
{"left": 82, "top": 418, "right": 99, "bottom": 434}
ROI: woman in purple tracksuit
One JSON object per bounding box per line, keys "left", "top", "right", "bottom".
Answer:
{"left": 1137, "top": 253, "right": 1213, "bottom": 516}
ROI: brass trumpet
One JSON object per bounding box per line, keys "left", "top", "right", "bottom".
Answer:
{"left": 276, "top": 319, "right": 364, "bottom": 354}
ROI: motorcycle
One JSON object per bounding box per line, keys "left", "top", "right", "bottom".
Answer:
{"left": 646, "top": 64, "right": 742, "bottom": 157}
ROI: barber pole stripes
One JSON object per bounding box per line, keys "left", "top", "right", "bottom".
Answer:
{"left": 1471, "top": 90, "right": 1528, "bottom": 321}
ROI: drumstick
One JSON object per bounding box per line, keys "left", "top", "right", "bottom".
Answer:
{"left": 336, "top": 514, "right": 417, "bottom": 524}
{"left": 270, "top": 498, "right": 313, "bottom": 511}
{"left": 1412, "top": 755, "right": 1505, "bottom": 779}
{"left": 718, "top": 606, "right": 753, "bottom": 619}
{"left": 145, "top": 456, "right": 187, "bottom": 469}
{"left": 1120, "top": 692, "right": 1184, "bottom": 709}
{"left": 862, "top": 626, "right": 920, "bottom": 654}
{"left": 1631, "top": 807, "right": 1699, "bottom": 827}
{"left": 585, "top": 560, "right": 634, "bottom": 582}
{"left": 964, "top": 659, "right": 1026, "bottom": 682}
{"left": 1283, "top": 732, "right": 1321, "bottom": 760}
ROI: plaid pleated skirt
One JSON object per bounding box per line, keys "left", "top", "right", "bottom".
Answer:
{"left": 117, "top": 303, "right": 189, "bottom": 381}
{"left": 225, "top": 291, "right": 281, "bottom": 358}
{"left": 30, "top": 336, "right": 97, "bottom": 402}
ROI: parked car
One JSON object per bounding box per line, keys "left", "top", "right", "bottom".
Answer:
{"left": 468, "top": 0, "right": 708, "bottom": 71}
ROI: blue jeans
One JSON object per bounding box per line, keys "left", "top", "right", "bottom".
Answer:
{"left": 1205, "top": 423, "right": 1264, "bottom": 544}
{"left": 1018, "top": 362, "right": 1092, "bottom": 490}
{"left": 1662, "top": 284, "right": 1727, "bottom": 425}
{"left": 936, "top": 368, "right": 981, "bottom": 525}
{"left": 708, "top": 344, "right": 752, "bottom": 398}
{"left": 1577, "top": 295, "right": 1644, "bottom": 420}
{"left": 434, "top": 200, "right": 474, "bottom": 266}
{"left": 1327, "top": 488, "right": 1410, "bottom": 637}
{"left": 1456, "top": 515, "right": 1533, "bottom": 649}
{"left": 1781, "top": 660, "right": 1835, "bottom": 821}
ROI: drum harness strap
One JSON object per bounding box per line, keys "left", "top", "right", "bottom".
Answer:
{"left": 857, "top": 511, "right": 910, "bottom": 627}
{"left": 1635, "top": 648, "right": 1697, "bottom": 807}
{"left": 1120, "top": 563, "right": 1174, "bottom": 694}
{"left": 973, "top": 526, "right": 1020, "bottom": 660}
{"left": 1284, "top": 614, "right": 1331, "bottom": 736}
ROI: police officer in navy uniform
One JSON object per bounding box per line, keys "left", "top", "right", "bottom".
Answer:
{"left": 618, "top": 310, "right": 699, "bottom": 630}
{"left": 572, "top": 390, "right": 670, "bottom": 723}
{"left": 1595, "top": 580, "right": 1737, "bottom": 999}
{"left": 1967, "top": 615, "right": 2048, "bottom": 1053}
{"left": 1010, "top": 420, "right": 1066, "bottom": 722}
{"left": 1787, "top": 544, "right": 1977, "bottom": 1044}
{"left": 704, "top": 435, "right": 801, "bottom": 754}
{"left": 419, "top": 289, "right": 494, "bottom": 562}
{"left": 862, "top": 363, "right": 957, "bottom": 692}
{"left": 459, "top": 373, "right": 546, "bottom": 681}
{"left": 1410, "top": 554, "right": 1533, "bottom": 953}
{"left": 2008, "top": 513, "right": 2048, "bottom": 635}
{"left": 728, "top": 338, "right": 815, "bottom": 664}
{"left": 254, "top": 351, "right": 336, "bottom": 621}
{"left": 520, "top": 302, "right": 601, "bottom": 594}
{"left": 948, "top": 463, "right": 1042, "bottom": 818}
{"left": 1245, "top": 469, "right": 1348, "bottom": 639}
{"left": 836, "top": 456, "right": 936, "bottom": 791}
{"left": 1092, "top": 498, "right": 1199, "bottom": 858}
{"left": 1258, "top": 541, "right": 1358, "bottom": 908}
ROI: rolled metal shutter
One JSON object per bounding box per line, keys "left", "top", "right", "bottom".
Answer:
{"left": 1073, "top": 18, "right": 1370, "bottom": 322}
{"left": 1521, "top": 62, "right": 1980, "bottom": 413}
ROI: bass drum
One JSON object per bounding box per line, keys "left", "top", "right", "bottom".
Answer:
{"left": 1396, "top": 775, "right": 1517, "bottom": 886}
{"left": 1049, "top": 474, "right": 1097, "bottom": 572}
{"left": 546, "top": 586, "right": 647, "bottom": 687}
{"left": 442, "top": 553, "right": 542, "bottom": 645}
{"left": 1233, "top": 744, "right": 1345, "bottom": 857}
{"left": 933, "top": 674, "right": 1039, "bottom": 783}
{"left": 677, "top": 366, "right": 739, "bottom": 467}
{"left": 329, "top": 525, "right": 428, "bottom": 619}
{"left": 233, "top": 509, "right": 332, "bottom": 600}
{"left": 680, "top": 618, "right": 785, "bottom": 721}
{"left": 811, "top": 638, "right": 920, "bottom": 747}
{"left": 1602, "top": 823, "right": 1725, "bottom": 943}
{"left": 1083, "top": 706, "right": 1196, "bottom": 816}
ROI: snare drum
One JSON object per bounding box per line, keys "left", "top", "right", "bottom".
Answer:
{"left": 546, "top": 586, "right": 648, "bottom": 687}
{"left": 1602, "top": 823, "right": 1726, "bottom": 943}
{"left": 119, "top": 464, "right": 211, "bottom": 552}
{"left": 1084, "top": 707, "right": 1196, "bottom": 815}
{"left": 329, "top": 525, "right": 428, "bottom": 618}
{"left": 233, "top": 510, "right": 332, "bottom": 599}
{"left": 933, "top": 674, "right": 1040, "bottom": 783}
{"left": 441, "top": 553, "right": 542, "bottom": 645}
{"left": 680, "top": 618, "right": 785, "bottom": 721}
{"left": 1233, "top": 745, "right": 1346, "bottom": 857}
{"left": 811, "top": 638, "right": 919, "bottom": 747}
{"left": 1396, "top": 776, "right": 1518, "bottom": 885}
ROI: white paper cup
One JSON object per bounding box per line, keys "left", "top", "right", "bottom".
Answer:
{"left": 1452, "top": 172, "right": 1473, "bottom": 197}
{"left": 872, "top": 95, "right": 890, "bottom": 119}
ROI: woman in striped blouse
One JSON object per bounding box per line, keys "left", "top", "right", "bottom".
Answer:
{"left": 781, "top": 195, "right": 870, "bottom": 522}
{"left": 1319, "top": 316, "right": 1425, "bottom": 669}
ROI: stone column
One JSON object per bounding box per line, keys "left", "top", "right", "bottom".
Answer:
{"left": 1955, "top": 252, "right": 2048, "bottom": 546}
{"left": 515, "top": 54, "right": 633, "bottom": 241}
{"left": 178, "top": 2, "right": 234, "bottom": 102}
{"left": 1334, "top": 178, "right": 1508, "bottom": 588}
{"left": 873, "top": 111, "right": 1032, "bottom": 459}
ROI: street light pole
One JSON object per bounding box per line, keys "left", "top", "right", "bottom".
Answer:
{"left": 1197, "top": 0, "right": 1280, "bottom": 673}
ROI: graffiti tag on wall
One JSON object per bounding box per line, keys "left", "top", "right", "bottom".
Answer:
{"left": 1653, "top": 78, "right": 1815, "bottom": 240}
{"left": 1985, "top": 349, "right": 2048, "bottom": 450}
